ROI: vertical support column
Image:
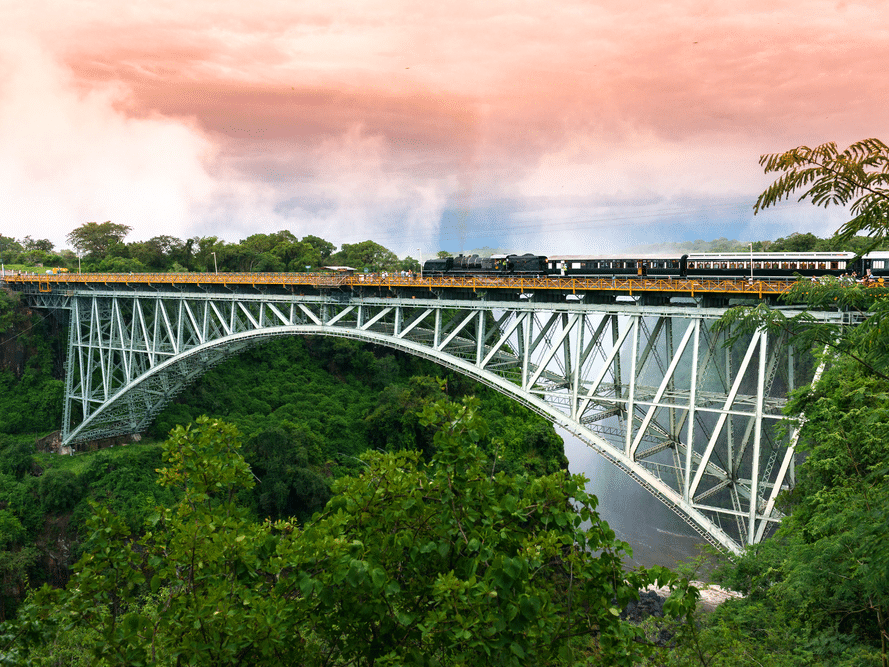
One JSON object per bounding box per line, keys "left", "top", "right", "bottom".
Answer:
{"left": 62, "top": 296, "right": 81, "bottom": 441}
{"left": 113, "top": 297, "right": 131, "bottom": 383}
{"left": 684, "top": 317, "right": 700, "bottom": 502}
{"left": 571, "top": 314, "right": 584, "bottom": 420}
{"left": 475, "top": 310, "right": 485, "bottom": 366}
{"left": 747, "top": 329, "right": 767, "bottom": 545}
{"left": 202, "top": 301, "right": 210, "bottom": 342}
{"left": 624, "top": 315, "right": 639, "bottom": 457}
{"left": 87, "top": 298, "right": 105, "bottom": 400}
{"left": 394, "top": 305, "right": 403, "bottom": 337}
{"left": 666, "top": 316, "right": 676, "bottom": 437}
{"left": 725, "top": 323, "right": 735, "bottom": 475}
{"left": 434, "top": 307, "right": 442, "bottom": 349}
{"left": 521, "top": 312, "right": 531, "bottom": 390}
{"left": 177, "top": 299, "right": 185, "bottom": 354}
{"left": 561, "top": 312, "right": 572, "bottom": 383}
{"left": 152, "top": 299, "right": 161, "bottom": 358}
{"left": 611, "top": 315, "right": 622, "bottom": 401}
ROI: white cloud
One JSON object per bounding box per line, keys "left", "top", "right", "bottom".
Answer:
{"left": 0, "top": 38, "right": 217, "bottom": 250}
{"left": 181, "top": 124, "right": 449, "bottom": 255}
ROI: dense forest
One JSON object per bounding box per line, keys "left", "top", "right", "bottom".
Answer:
{"left": 2, "top": 208, "right": 889, "bottom": 663}
{"left": 0, "top": 286, "right": 567, "bottom": 604}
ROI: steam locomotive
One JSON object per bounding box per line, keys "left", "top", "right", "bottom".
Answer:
{"left": 422, "top": 251, "right": 889, "bottom": 281}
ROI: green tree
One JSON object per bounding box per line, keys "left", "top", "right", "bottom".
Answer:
{"left": 768, "top": 231, "right": 823, "bottom": 252}
{"left": 94, "top": 256, "right": 147, "bottom": 273}
{"left": 332, "top": 240, "right": 400, "bottom": 272}
{"left": 127, "top": 236, "right": 184, "bottom": 271}
{"left": 399, "top": 255, "right": 420, "bottom": 272}
{"left": 8, "top": 408, "right": 696, "bottom": 666}
{"left": 755, "top": 138, "right": 889, "bottom": 246}
{"left": 66, "top": 222, "right": 132, "bottom": 259}
{"left": 0, "top": 236, "right": 23, "bottom": 265}
{"left": 301, "top": 235, "right": 336, "bottom": 262}
{"left": 690, "top": 140, "right": 889, "bottom": 666}
{"left": 285, "top": 242, "right": 321, "bottom": 271}
{"left": 718, "top": 278, "right": 889, "bottom": 382}
{"left": 20, "top": 237, "right": 54, "bottom": 253}
{"left": 188, "top": 236, "right": 221, "bottom": 272}
{"left": 683, "top": 357, "right": 889, "bottom": 667}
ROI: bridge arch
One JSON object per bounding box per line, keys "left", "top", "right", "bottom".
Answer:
{"left": 42, "top": 289, "right": 831, "bottom": 554}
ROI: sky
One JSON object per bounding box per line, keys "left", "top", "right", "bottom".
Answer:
{"left": 2, "top": 0, "right": 888, "bottom": 258}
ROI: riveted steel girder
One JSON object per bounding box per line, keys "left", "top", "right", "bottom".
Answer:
{"left": 29, "top": 289, "right": 845, "bottom": 553}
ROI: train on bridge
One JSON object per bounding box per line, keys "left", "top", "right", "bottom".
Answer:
{"left": 423, "top": 250, "right": 889, "bottom": 282}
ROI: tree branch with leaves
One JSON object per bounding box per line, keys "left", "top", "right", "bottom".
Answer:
{"left": 755, "top": 138, "right": 889, "bottom": 247}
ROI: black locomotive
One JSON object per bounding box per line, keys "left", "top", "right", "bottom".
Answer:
{"left": 422, "top": 253, "right": 548, "bottom": 276}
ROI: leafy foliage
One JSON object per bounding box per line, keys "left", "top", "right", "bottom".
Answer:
{"left": 692, "top": 138, "right": 889, "bottom": 666}
{"left": 681, "top": 358, "right": 889, "bottom": 667}
{"left": 331, "top": 239, "right": 401, "bottom": 272}
{"left": 65, "top": 221, "right": 132, "bottom": 259}
{"left": 5, "top": 409, "right": 697, "bottom": 666}
{"left": 715, "top": 277, "right": 889, "bottom": 382}
{"left": 152, "top": 335, "right": 570, "bottom": 523}
{"left": 755, "top": 138, "right": 889, "bottom": 246}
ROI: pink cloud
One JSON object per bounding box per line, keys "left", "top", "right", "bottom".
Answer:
{"left": 2, "top": 0, "right": 887, "bottom": 252}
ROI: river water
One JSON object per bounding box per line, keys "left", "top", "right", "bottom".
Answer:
{"left": 559, "top": 428, "right": 708, "bottom": 570}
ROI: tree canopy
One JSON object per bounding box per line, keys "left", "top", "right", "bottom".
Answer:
{"left": 65, "top": 221, "right": 132, "bottom": 258}
{"left": 5, "top": 407, "right": 696, "bottom": 666}
{"left": 755, "top": 138, "right": 889, "bottom": 246}
{"left": 332, "top": 240, "right": 401, "bottom": 272}
{"left": 682, "top": 139, "right": 889, "bottom": 666}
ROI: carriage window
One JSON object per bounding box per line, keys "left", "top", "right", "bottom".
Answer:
{"left": 874, "top": 260, "right": 885, "bottom": 269}
{"left": 572, "top": 262, "right": 581, "bottom": 269}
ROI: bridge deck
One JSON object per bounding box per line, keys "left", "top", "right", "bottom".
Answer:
{"left": 3, "top": 271, "right": 792, "bottom": 298}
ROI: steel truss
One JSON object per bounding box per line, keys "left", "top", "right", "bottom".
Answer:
{"left": 33, "top": 289, "right": 839, "bottom": 553}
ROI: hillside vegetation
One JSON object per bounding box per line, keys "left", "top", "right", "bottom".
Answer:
{"left": 0, "top": 289, "right": 567, "bottom": 622}
{"left": 2, "top": 214, "right": 889, "bottom": 663}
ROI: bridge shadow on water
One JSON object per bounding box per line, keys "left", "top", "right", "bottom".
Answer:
{"left": 559, "top": 428, "right": 709, "bottom": 571}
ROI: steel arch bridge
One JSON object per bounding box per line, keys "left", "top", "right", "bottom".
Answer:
{"left": 11, "top": 278, "right": 843, "bottom": 554}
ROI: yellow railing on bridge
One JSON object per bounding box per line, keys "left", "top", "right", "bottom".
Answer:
{"left": 2, "top": 271, "right": 794, "bottom": 296}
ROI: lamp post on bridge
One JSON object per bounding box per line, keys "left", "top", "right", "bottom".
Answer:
{"left": 211, "top": 251, "right": 218, "bottom": 275}
{"left": 417, "top": 248, "right": 422, "bottom": 279}
{"left": 749, "top": 242, "right": 754, "bottom": 282}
